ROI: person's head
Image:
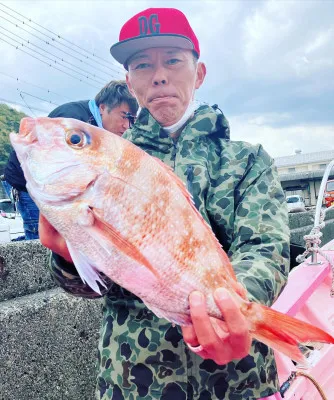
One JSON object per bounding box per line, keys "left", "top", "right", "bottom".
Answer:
{"left": 95, "top": 80, "right": 138, "bottom": 135}
{"left": 110, "top": 8, "right": 206, "bottom": 127}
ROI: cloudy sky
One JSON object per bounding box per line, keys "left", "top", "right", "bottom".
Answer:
{"left": 0, "top": 0, "right": 333, "bottom": 158}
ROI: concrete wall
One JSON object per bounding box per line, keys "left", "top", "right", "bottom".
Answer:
{"left": 0, "top": 241, "right": 102, "bottom": 400}
{"left": 0, "top": 210, "right": 333, "bottom": 400}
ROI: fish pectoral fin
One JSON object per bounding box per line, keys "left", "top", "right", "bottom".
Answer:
{"left": 66, "top": 240, "right": 107, "bottom": 295}
{"left": 145, "top": 303, "right": 191, "bottom": 326}
{"left": 89, "top": 207, "right": 159, "bottom": 279}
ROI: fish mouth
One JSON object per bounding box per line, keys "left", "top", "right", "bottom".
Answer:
{"left": 13, "top": 117, "right": 38, "bottom": 145}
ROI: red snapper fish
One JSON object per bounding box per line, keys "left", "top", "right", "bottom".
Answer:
{"left": 11, "top": 117, "right": 334, "bottom": 363}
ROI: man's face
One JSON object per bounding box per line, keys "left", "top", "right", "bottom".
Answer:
{"left": 99, "top": 102, "right": 132, "bottom": 136}
{"left": 126, "top": 47, "right": 206, "bottom": 127}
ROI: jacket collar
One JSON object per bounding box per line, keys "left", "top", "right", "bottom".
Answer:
{"left": 123, "top": 104, "right": 230, "bottom": 152}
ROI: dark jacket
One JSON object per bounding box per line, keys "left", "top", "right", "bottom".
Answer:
{"left": 4, "top": 100, "right": 96, "bottom": 191}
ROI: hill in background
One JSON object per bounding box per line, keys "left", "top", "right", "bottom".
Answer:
{"left": 0, "top": 104, "right": 27, "bottom": 174}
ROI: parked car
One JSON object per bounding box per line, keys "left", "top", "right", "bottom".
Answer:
{"left": 0, "top": 198, "right": 24, "bottom": 241}
{"left": 286, "top": 195, "right": 306, "bottom": 213}
{"left": 0, "top": 198, "right": 16, "bottom": 219}
{"left": 324, "top": 179, "right": 334, "bottom": 208}
{"left": 0, "top": 214, "right": 11, "bottom": 242}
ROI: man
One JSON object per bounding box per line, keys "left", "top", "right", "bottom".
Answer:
{"left": 4, "top": 80, "right": 137, "bottom": 240}
{"left": 40, "top": 8, "right": 289, "bottom": 400}
{"left": 48, "top": 80, "right": 138, "bottom": 135}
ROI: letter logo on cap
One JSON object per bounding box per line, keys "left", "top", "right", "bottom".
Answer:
{"left": 138, "top": 14, "right": 160, "bottom": 36}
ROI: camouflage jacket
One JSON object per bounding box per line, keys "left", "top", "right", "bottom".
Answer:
{"left": 49, "top": 105, "right": 290, "bottom": 400}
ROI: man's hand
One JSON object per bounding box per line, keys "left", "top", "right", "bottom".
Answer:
{"left": 39, "top": 214, "right": 72, "bottom": 262}
{"left": 181, "top": 287, "right": 251, "bottom": 365}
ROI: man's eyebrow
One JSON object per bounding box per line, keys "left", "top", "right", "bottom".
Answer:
{"left": 165, "top": 49, "right": 182, "bottom": 55}
{"left": 127, "top": 49, "right": 184, "bottom": 65}
{"left": 127, "top": 53, "right": 149, "bottom": 64}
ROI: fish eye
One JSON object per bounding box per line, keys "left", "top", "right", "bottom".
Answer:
{"left": 65, "top": 130, "right": 89, "bottom": 148}
{"left": 70, "top": 134, "right": 82, "bottom": 145}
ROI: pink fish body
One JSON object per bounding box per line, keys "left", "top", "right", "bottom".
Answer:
{"left": 11, "top": 117, "right": 334, "bottom": 363}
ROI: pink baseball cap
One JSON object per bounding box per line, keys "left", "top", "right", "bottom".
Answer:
{"left": 110, "top": 8, "right": 200, "bottom": 66}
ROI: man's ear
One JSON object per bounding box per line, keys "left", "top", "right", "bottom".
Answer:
{"left": 195, "top": 62, "right": 206, "bottom": 90}
{"left": 126, "top": 73, "right": 136, "bottom": 97}
{"left": 99, "top": 103, "right": 106, "bottom": 114}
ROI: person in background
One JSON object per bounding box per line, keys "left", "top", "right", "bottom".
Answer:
{"left": 39, "top": 8, "right": 289, "bottom": 400}
{"left": 3, "top": 80, "right": 138, "bottom": 240}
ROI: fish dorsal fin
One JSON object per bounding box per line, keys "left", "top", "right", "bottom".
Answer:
{"left": 152, "top": 156, "right": 195, "bottom": 204}
{"left": 90, "top": 207, "right": 159, "bottom": 279}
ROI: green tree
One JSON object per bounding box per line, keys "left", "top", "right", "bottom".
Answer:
{"left": 0, "top": 104, "right": 27, "bottom": 174}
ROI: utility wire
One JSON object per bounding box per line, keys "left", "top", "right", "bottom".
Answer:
{"left": 0, "top": 24, "right": 109, "bottom": 83}
{"left": 0, "top": 71, "right": 72, "bottom": 101}
{"left": 16, "top": 90, "right": 60, "bottom": 107}
{"left": 0, "top": 2, "right": 124, "bottom": 73}
{"left": 0, "top": 27, "right": 107, "bottom": 85}
{"left": 0, "top": 36, "right": 101, "bottom": 90}
{"left": 0, "top": 3, "right": 125, "bottom": 75}
{"left": 0, "top": 97, "right": 50, "bottom": 114}
{"left": 0, "top": 14, "right": 121, "bottom": 79}
{"left": 18, "top": 91, "right": 37, "bottom": 117}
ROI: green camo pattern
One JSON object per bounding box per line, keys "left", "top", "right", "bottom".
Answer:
{"left": 49, "top": 105, "right": 290, "bottom": 399}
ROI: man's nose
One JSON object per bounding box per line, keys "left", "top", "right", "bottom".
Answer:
{"left": 152, "top": 65, "right": 168, "bottom": 86}
{"left": 154, "top": 79, "right": 166, "bottom": 86}
{"left": 122, "top": 120, "right": 129, "bottom": 130}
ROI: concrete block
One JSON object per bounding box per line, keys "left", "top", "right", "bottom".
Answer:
{"left": 0, "top": 288, "right": 103, "bottom": 400}
{"left": 0, "top": 240, "right": 56, "bottom": 301}
{"left": 289, "top": 209, "right": 334, "bottom": 247}
{"left": 323, "top": 219, "right": 334, "bottom": 244}
{"left": 288, "top": 210, "right": 314, "bottom": 229}
{"left": 288, "top": 208, "right": 334, "bottom": 229}
{"left": 290, "top": 226, "right": 311, "bottom": 247}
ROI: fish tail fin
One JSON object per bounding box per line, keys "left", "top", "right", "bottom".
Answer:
{"left": 245, "top": 303, "right": 334, "bottom": 364}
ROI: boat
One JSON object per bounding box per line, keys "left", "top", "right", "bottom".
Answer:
{"left": 272, "top": 160, "right": 334, "bottom": 399}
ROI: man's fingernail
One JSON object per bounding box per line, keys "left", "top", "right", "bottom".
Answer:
{"left": 190, "top": 291, "right": 204, "bottom": 305}
{"left": 215, "top": 288, "right": 229, "bottom": 301}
